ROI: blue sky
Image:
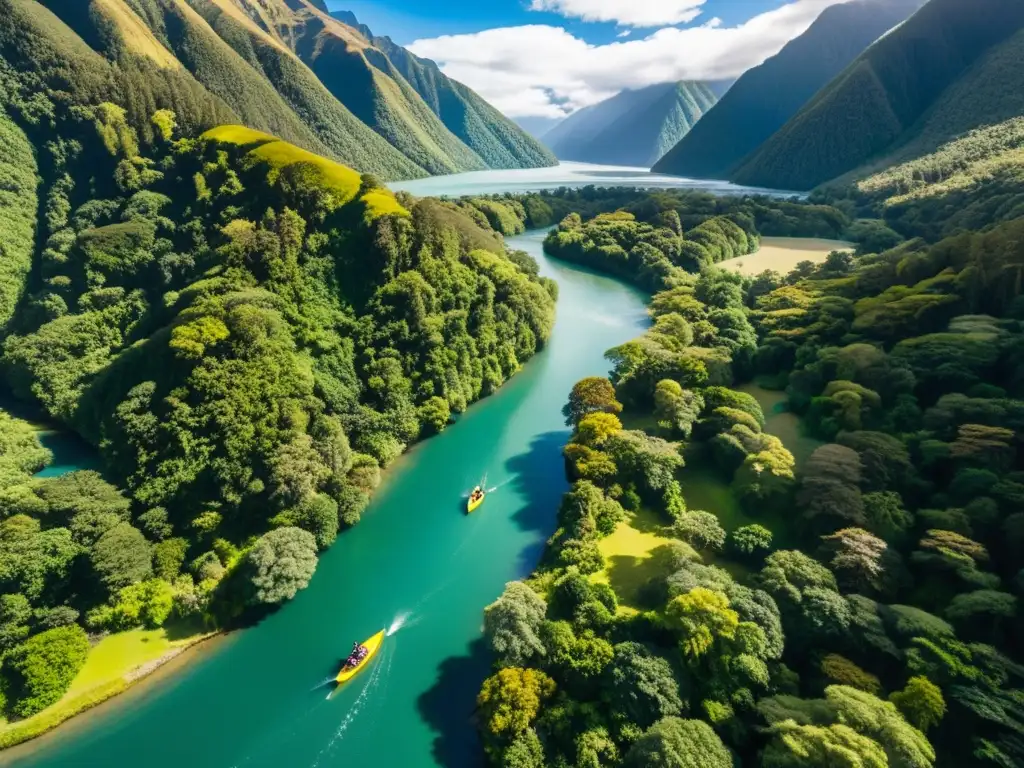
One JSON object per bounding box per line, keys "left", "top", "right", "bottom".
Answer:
{"left": 325, "top": 0, "right": 782, "bottom": 46}
{"left": 325, "top": 0, "right": 850, "bottom": 119}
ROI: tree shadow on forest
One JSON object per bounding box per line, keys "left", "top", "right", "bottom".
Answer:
{"left": 416, "top": 636, "right": 489, "bottom": 768}
{"left": 504, "top": 429, "right": 572, "bottom": 574}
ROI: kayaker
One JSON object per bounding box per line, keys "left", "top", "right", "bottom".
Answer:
{"left": 470, "top": 486, "right": 483, "bottom": 502}
{"left": 346, "top": 642, "right": 368, "bottom": 667}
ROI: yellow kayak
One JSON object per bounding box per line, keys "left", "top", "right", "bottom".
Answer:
{"left": 467, "top": 492, "right": 486, "bottom": 513}
{"left": 335, "top": 629, "right": 385, "bottom": 683}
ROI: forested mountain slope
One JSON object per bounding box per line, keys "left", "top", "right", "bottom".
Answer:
{"left": 544, "top": 82, "right": 718, "bottom": 168}
{"left": 828, "top": 27, "right": 1024, "bottom": 228}
{"left": 652, "top": 0, "right": 925, "bottom": 180}
{"left": 15, "top": 0, "right": 551, "bottom": 180}
{"left": 731, "top": 0, "right": 1024, "bottom": 190}
{"left": 332, "top": 10, "right": 556, "bottom": 171}
{"left": 0, "top": 24, "right": 556, "bottom": 717}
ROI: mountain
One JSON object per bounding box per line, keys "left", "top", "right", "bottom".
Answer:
{"left": 16, "top": 0, "right": 552, "bottom": 180}
{"left": 730, "top": 0, "right": 1024, "bottom": 190}
{"left": 652, "top": 0, "right": 926, "bottom": 180}
{"left": 514, "top": 116, "right": 565, "bottom": 141}
{"left": 331, "top": 10, "right": 556, "bottom": 171}
{"left": 544, "top": 82, "right": 718, "bottom": 168}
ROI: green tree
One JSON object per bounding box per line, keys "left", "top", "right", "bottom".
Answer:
{"left": 244, "top": 527, "right": 318, "bottom": 605}
{"left": 605, "top": 642, "right": 684, "bottom": 727}
{"left": 3, "top": 625, "right": 90, "bottom": 717}
{"left": 890, "top": 677, "right": 946, "bottom": 732}
{"left": 542, "top": 621, "right": 614, "bottom": 693}
{"left": 0, "top": 593, "right": 31, "bottom": 652}
{"left": 624, "top": 717, "right": 730, "bottom": 768}
{"left": 501, "top": 728, "right": 545, "bottom": 768}
{"left": 826, "top": 685, "right": 935, "bottom": 768}
{"left": 762, "top": 720, "right": 887, "bottom": 768}
{"left": 666, "top": 588, "right": 738, "bottom": 660}
{"left": 653, "top": 381, "right": 703, "bottom": 438}
{"left": 670, "top": 512, "right": 726, "bottom": 552}
{"left": 153, "top": 538, "right": 188, "bottom": 581}
{"left": 87, "top": 579, "right": 174, "bottom": 630}
{"left": 730, "top": 524, "right": 773, "bottom": 558}
{"left": 484, "top": 582, "right": 548, "bottom": 668}
{"left": 477, "top": 667, "right": 556, "bottom": 740}
{"left": 564, "top": 377, "right": 623, "bottom": 427}
{"left": 90, "top": 522, "right": 152, "bottom": 594}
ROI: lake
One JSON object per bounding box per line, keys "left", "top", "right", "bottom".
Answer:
{"left": 391, "top": 162, "right": 800, "bottom": 198}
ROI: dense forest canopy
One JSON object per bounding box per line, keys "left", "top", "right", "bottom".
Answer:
{"left": 0, "top": 31, "right": 556, "bottom": 719}
{"left": 475, "top": 168, "right": 1024, "bottom": 767}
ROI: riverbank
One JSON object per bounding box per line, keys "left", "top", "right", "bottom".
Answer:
{"left": 0, "top": 629, "right": 223, "bottom": 757}
{"left": 12, "top": 228, "right": 649, "bottom": 768}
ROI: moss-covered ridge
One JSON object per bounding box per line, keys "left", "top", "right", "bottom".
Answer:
{"left": 201, "top": 125, "right": 409, "bottom": 220}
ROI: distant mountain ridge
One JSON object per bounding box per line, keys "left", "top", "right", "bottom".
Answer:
{"left": 18, "top": 0, "right": 553, "bottom": 180}
{"left": 730, "top": 0, "right": 1024, "bottom": 190}
{"left": 652, "top": 0, "right": 927, "bottom": 180}
{"left": 333, "top": 10, "right": 556, "bottom": 171}
{"left": 544, "top": 82, "right": 718, "bottom": 168}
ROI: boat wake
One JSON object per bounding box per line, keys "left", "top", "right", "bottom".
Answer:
{"left": 387, "top": 611, "right": 412, "bottom": 636}
{"left": 309, "top": 676, "right": 337, "bottom": 691}
{"left": 486, "top": 477, "right": 512, "bottom": 494}
{"left": 310, "top": 645, "right": 392, "bottom": 767}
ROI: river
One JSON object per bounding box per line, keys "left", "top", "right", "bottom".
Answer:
{"left": 8, "top": 229, "right": 649, "bottom": 767}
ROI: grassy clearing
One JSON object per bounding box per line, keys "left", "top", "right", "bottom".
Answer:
{"left": 204, "top": 127, "right": 375, "bottom": 212}
{"left": 718, "top": 237, "right": 853, "bottom": 276}
{"left": 0, "top": 680, "right": 126, "bottom": 750}
{"left": 738, "top": 383, "right": 822, "bottom": 466}
{"left": 0, "top": 625, "right": 210, "bottom": 750}
{"left": 592, "top": 508, "right": 677, "bottom": 614}
{"left": 67, "top": 627, "right": 197, "bottom": 697}
{"left": 361, "top": 189, "right": 409, "bottom": 221}
{"left": 250, "top": 141, "right": 363, "bottom": 206}
{"left": 201, "top": 125, "right": 277, "bottom": 148}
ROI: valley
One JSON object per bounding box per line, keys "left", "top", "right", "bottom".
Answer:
{"left": 1, "top": 0, "right": 1023, "bottom": 766}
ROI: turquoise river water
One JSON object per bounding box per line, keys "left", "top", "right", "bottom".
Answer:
{"left": 10, "top": 162, "right": 795, "bottom": 768}
{"left": 9, "top": 227, "right": 648, "bottom": 767}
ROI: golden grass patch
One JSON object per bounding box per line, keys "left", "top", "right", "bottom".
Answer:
{"left": 95, "top": 0, "right": 181, "bottom": 69}
{"left": 201, "top": 125, "right": 278, "bottom": 148}
{"left": 718, "top": 237, "right": 853, "bottom": 276}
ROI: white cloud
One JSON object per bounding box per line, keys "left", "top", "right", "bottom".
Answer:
{"left": 409, "top": 0, "right": 853, "bottom": 118}
{"left": 529, "top": 0, "right": 705, "bottom": 28}
{"left": 617, "top": 29, "right": 632, "bottom": 38}
{"left": 702, "top": 17, "right": 723, "bottom": 29}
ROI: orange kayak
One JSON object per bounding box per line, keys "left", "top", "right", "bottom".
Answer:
{"left": 335, "top": 629, "right": 385, "bottom": 683}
